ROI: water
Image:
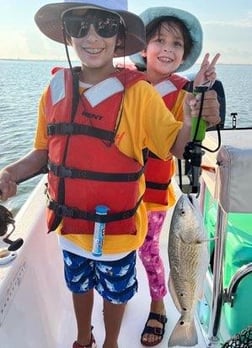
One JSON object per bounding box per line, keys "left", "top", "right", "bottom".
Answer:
{"left": 0, "top": 59, "right": 69, "bottom": 214}
{"left": 189, "top": 64, "right": 252, "bottom": 128}
{"left": 0, "top": 59, "right": 252, "bottom": 213}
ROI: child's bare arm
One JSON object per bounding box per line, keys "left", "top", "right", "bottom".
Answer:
{"left": 0, "top": 149, "right": 48, "bottom": 201}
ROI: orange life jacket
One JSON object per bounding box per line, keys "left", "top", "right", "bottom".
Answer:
{"left": 45, "top": 67, "right": 145, "bottom": 235}
{"left": 143, "top": 74, "right": 189, "bottom": 205}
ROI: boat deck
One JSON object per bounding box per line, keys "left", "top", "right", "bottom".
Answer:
{"left": 0, "top": 176, "right": 207, "bottom": 348}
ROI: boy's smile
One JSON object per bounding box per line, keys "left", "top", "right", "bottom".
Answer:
{"left": 82, "top": 47, "right": 105, "bottom": 55}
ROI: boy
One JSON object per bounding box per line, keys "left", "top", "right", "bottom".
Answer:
{"left": 0, "top": 1, "right": 220, "bottom": 347}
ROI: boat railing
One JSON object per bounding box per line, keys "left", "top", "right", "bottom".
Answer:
{"left": 224, "top": 262, "right": 252, "bottom": 306}
{"left": 208, "top": 205, "right": 227, "bottom": 341}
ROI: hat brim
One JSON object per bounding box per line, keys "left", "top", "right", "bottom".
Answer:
{"left": 34, "top": 2, "right": 146, "bottom": 57}
{"left": 130, "top": 7, "right": 203, "bottom": 72}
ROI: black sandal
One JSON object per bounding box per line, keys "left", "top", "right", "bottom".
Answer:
{"left": 140, "top": 312, "right": 167, "bottom": 346}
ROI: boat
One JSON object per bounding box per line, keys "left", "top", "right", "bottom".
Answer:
{"left": 196, "top": 127, "right": 252, "bottom": 347}
{"left": 0, "top": 82, "right": 252, "bottom": 347}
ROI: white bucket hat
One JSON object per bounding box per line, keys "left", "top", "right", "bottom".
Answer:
{"left": 34, "top": 0, "right": 146, "bottom": 57}
{"left": 130, "top": 6, "right": 203, "bottom": 72}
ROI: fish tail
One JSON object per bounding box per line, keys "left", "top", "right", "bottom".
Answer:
{"left": 168, "top": 317, "right": 198, "bottom": 347}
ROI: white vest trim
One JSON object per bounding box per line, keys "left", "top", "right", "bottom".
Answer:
{"left": 154, "top": 80, "right": 177, "bottom": 97}
{"left": 84, "top": 77, "right": 124, "bottom": 107}
{"left": 50, "top": 69, "right": 66, "bottom": 105}
{"left": 50, "top": 72, "right": 124, "bottom": 108}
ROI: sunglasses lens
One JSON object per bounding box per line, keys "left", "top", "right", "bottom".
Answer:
{"left": 64, "top": 12, "right": 121, "bottom": 39}
{"left": 64, "top": 16, "right": 88, "bottom": 38}
{"left": 95, "top": 15, "right": 120, "bottom": 38}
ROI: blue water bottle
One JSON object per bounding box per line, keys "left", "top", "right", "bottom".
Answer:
{"left": 92, "top": 205, "right": 109, "bottom": 257}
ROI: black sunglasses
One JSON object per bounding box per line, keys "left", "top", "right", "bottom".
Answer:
{"left": 63, "top": 11, "right": 122, "bottom": 39}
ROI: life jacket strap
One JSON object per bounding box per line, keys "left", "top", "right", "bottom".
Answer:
{"left": 48, "top": 161, "right": 144, "bottom": 182}
{"left": 47, "top": 123, "right": 115, "bottom": 142}
{"left": 145, "top": 180, "right": 171, "bottom": 191}
{"left": 47, "top": 197, "right": 143, "bottom": 223}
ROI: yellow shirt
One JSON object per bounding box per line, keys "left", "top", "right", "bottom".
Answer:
{"left": 34, "top": 79, "right": 182, "bottom": 254}
{"left": 144, "top": 88, "right": 187, "bottom": 212}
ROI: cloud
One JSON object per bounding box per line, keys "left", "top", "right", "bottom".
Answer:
{"left": 204, "top": 19, "right": 252, "bottom": 28}
{"left": 198, "top": 15, "right": 252, "bottom": 64}
{"left": 0, "top": 30, "right": 30, "bottom": 59}
{"left": 203, "top": 11, "right": 252, "bottom": 28}
{"left": 0, "top": 27, "right": 66, "bottom": 60}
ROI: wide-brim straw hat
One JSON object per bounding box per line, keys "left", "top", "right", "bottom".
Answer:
{"left": 130, "top": 7, "right": 203, "bottom": 72}
{"left": 34, "top": 0, "right": 146, "bottom": 57}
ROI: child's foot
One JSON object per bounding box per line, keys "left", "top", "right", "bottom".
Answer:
{"left": 73, "top": 327, "right": 97, "bottom": 348}
{"left": 140, "top": 312, "right": 167, "bottom": 346}
{"left": 141, "top": 300, "right": 167, "bottom": 347}
{"left": 72, "top": 335, "right": 96, "bottom": 348}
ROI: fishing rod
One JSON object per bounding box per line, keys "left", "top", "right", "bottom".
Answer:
{"left": 0, "top": 165, "right": 48, "bottom": 251}
{"left": 183, "top": 86, "right": 221, "bottom": 196}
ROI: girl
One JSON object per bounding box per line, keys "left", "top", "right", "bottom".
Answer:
{"left": 131, "top": 7, "right": 220, "bottom": 346}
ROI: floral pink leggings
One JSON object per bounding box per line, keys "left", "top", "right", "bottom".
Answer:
{"left": 138, "top": 210, "right": 167, "bottom": 301}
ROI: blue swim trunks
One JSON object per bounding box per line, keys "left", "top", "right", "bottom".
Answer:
{"left": 63, "top": 250, "right": 138, "bottom": 304}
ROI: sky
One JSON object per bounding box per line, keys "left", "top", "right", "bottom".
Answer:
{"left": 0, "top": 0, "right": 251, "bottom": 64}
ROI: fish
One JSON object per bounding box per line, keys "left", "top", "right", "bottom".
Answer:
{"left": 168, "top": 193, "right": 209, "bottom": 347}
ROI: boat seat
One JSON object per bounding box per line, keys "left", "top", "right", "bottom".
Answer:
{"left": 202, "top": 129, "right": 252, "bottom": 268}
{"left": 202, "top": 129, "right": 252, "bottom": 212}
{"left": 201, "top": 129, "right": 252, "bottom": 337}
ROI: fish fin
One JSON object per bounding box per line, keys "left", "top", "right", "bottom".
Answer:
{"left": 168, "top": 317, "right": 198, "bottom": 347}
{"left": 168, "top": 276, "right": 182, "bottom": 312}
{"left": 202, "top": 237, "right": 217, "bottom": 243}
